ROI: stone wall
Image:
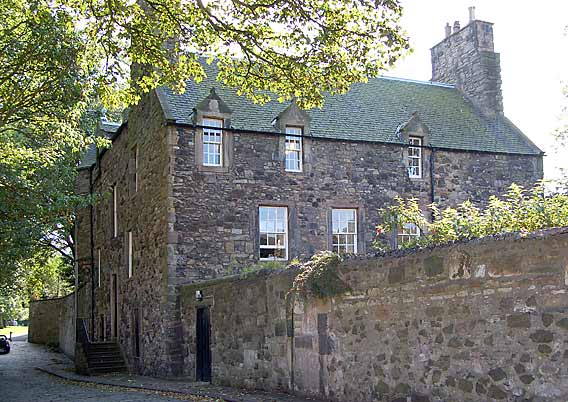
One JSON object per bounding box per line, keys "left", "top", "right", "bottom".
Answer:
{"left": 29, "top": 297, "right": 63, "bottom": 346}
{"left": 431, "top": 20, "right": 503, "bottom": 116}
{"left": 29, "top": 292, "right": 75, "bottom": 358}
{"left": 78, "top": 90, "right": 181, "bottom": 376}
{"left": 171, "top": 126, "right": 542, "bottom": 281}
{"left": 180, "top": 227, "right": 568, "bottom": 402}
{"left": 59, "top": 291, "right": 76, "bottom": 358}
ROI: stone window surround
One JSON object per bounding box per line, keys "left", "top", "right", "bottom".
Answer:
{"left": 202, "top": 117, "right": 224, "bottom": 167}
{"left": 127, "top": 230, "right": 133, "bottom": 278}
{"left": 399, "top": 113, "right": 430, "bottom": 182}
{"left": 132, "top": 144, "right": 139, "bottom": 193}
{"left": 258, "top": 205, "right": 289, "bottom": 261}
{"left": 250, "top": 202, "right": 367, "bottom": 260}
{"left": 112, "top": 184, "right": 118, "bottom": 238}
{"left": 408, "top": 136, "right": 423, "bottom": 179}
{"left": 276, "top": 101, "right": 311, "bottom": 174}
{"left": 131, "top": 307, "right": 143, "bottom": 360}
{"left": 402, "top": 131, "right": 428, "bottom": 182}
{"left": 252, "top": 201, "right": 298, "bottom": 262}
{"left": 331, "top": 208, "right": 358, "bottom": 254}
{"left": 284, "top": 126, "right": 303, "bottom": 173}
{"left": 326, "top": 204, "right": 366, "bottom": 255}
{"left": 194, "top": 111, "right": 233, "bottom": 173}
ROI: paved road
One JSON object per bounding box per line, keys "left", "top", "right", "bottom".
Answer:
{"left": 0, "top": 339, "right": 205, "bottom": 402}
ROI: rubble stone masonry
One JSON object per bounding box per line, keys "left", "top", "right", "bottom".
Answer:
{"left": 170, "top": 125, "right": 541, "bottom": 281}
{"left": 180, "top": 227, "right": 568, "bottom": 402}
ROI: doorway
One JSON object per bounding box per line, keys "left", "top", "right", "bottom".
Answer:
{"left": 196, "top": 306, "right": 211, "bottom": 382}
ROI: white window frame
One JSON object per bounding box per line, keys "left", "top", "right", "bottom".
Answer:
{"left": 202, "top": 118, "right": 223, "bottom": 167}
{"left": 332, "top": 209, "right": 358, "bottom": 255}
{"left": 285, "top": 127, "right": 303, "bottom": 172}
{"left": 112, "top": 185, "right": 118, "bottom": 238}
{"left": 97, "top": 249, "right": 101, "bottom": 288}
{"left": 408, "top": 137, "right": 422, "bottom": 178}
{"left": 397, "top": 222, "right": 421, "bottom": 247}
{"left": 259, "top": 206, "right": 288, "bottom": 261}
{"left": 127, "top": 231, "right": 133, "bottom": 278}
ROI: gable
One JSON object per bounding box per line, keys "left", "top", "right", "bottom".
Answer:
{"left": 155, "top": 62, "right": 541, "bottom": 156}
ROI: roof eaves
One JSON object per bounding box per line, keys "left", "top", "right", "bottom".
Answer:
{"left": 155, "top": 87, "right": 176, "bottom": 122}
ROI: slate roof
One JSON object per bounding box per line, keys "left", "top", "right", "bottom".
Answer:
{"left": 78, "top": 121, "right": 122, "bottom": 169}
{"left": 156, "top": 62, "right": 542, "bottom": 155}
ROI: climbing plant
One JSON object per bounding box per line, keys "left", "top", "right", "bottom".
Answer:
{"left": 292, "top": 251, "right": 350, "bottom": 298}
{"left": 372, "top": 182, "right": 568, "bottom": 251}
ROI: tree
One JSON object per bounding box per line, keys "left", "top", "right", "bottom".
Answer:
{"left": 0, "top": 0, "right": 94, "bottom": 295}
{"left": 68, "top": 0, "right": 410, "bottom": 108}
{"left": 0, "top": 0, "right": 410, "bottom": 294}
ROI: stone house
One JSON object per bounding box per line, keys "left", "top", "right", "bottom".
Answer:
{"left": 74, "top": 15, "right": 543, "bottom": 377}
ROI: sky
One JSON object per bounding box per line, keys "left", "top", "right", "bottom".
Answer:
{"left": 386, "top": 1, "right": 568, "bottom": 181}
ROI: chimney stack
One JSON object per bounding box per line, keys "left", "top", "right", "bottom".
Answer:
{"left": 469, "top": 6, "right": 476, "bottom": 22}
{"left": 431, "top": 10, "right": 504, "bottom": 117}
{"left": 453, "top": 21, "right": 461, "bottom": 33}
{"left": 445, "top": 23, "right": 452, "bottom": 38}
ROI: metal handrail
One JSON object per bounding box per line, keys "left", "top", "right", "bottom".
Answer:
{"left": 77, "top": 318, "right": 92, "bottom": 345}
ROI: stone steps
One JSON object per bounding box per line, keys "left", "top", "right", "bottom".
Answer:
{"left": 85, "top": 342, "right": 127, "bottom": 374}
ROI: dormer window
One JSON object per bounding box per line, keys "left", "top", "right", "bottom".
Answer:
{"left": 202, "top": 118, "right": 223, "bottom": 166}
{"left": 285, "top": 126, "right": 303, "bottom": 172}
{"left": 408, "top": 136, "right": 422, "bottom": 178}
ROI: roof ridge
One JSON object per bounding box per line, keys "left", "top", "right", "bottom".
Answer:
{"left": 377, "top": 75, "right": 455, "bottom": 88}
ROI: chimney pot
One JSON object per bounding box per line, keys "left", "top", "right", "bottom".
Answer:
{"left": 453, "top": 21, "right": 461, "bottom": 33}
{"left": 445, "top": 23, "right": 452, "bottom": 38}
{"left": 468, "top": 6, "right": 476, "bottom": 22}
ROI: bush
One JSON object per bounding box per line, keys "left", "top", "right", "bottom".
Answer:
{"left": 292, "top": 251, "right": 350, "bottom": 298}
{"left": 373, "top": 182, "right": 568, "bottom": 251}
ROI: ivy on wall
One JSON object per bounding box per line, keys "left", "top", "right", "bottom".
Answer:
{"left": 292, "top": 251, "right": 350, "bottom": 298}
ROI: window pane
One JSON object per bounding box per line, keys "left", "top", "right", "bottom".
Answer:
{"left": 344, "top": 234, "right": 353, "bottom": 245}
{"left": 259, "top": 206, "right": 287, "bottom": 259}
{"left": 285, "top": 134, "right": 302, "bottom": 172}
{"left": 202, "top": 119, "right": 223, "bottom": 166}
{"left": 332, "top": 209, "right": 357, "bottom": 254}
{"left": 347, "top": 220, "right": 356, "bottom": 233}
{"left": 273, "top": 248, "right": 286, "bottom": 258}
{"left": 203, "top": 118, "right": 223, "bottom": 128}
{"left": 285, "top": 127, "right": 302, "bottom": 136}
{"left": 260, "top": 249, "right": 273, "bottom": 259}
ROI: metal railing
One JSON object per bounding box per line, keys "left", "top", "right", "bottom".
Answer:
{"left": 76, "top": 318, "right": 92, "bottom": 345}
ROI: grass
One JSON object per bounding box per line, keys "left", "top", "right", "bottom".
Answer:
{"left": 0, "top": 326, "right": 28, "bottom": 338}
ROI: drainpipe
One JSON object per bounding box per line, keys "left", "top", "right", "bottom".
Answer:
{"left": 89, "top": 167, "right": 95, "bottom": 340}
{"left": 430, "top": 147, "right": 436, "bottom": 204}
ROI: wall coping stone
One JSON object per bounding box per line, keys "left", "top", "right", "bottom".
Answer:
{"left": 180, "top": 226, "right": 568, "bottom": 292}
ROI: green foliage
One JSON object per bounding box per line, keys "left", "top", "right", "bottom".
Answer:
{"left": 373, "top": 182, "right": 568, "bottom": 251}
{"left": 0, "top": 251, "right": 72, "bottom": 323}
{"left": 292, "top": 251, "right": 349, "bottom": 298}
{"left": 0, "top": 0, "right": 410, "bottom": 298}
{"left": 63, "top": 0, "right": 410, "bottom": 109}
